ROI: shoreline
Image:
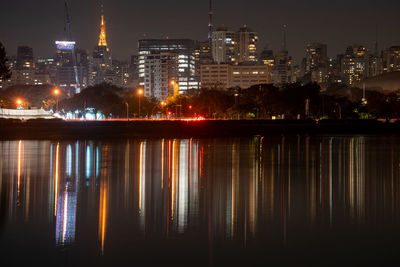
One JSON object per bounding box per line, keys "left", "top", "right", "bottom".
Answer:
{"left": 1, "top": 119, "right": 400, "bottom": 139}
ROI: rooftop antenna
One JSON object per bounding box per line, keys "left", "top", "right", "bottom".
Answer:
{"left": 374, "top": 24, "right": 379, "bottom": 57}
{"left": 208, "top": 0, "right": 213, "bottom": 43}
{"left": 282, "top": 24, "right": 287, "bottom": 51}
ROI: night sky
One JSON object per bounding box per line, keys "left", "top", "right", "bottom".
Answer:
{"left": 1, "top": 0, "right": 400, "bottom": 63}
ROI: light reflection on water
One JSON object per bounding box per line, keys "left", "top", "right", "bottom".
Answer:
{"left": 1, "top": 136, "right": 400, "bottom": 265}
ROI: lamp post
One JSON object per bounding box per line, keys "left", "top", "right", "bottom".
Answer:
{"left": 53, "top": 88, "right": 60, "bottom": 112}
{"left": 235, "top": 93, "right": 239, "bottom": 120}
{"left": 160, "top": 101, "right": 167, "bottom": 118}
{"left": 138, "top": 88, "right": 144, "bottom": 118}
{"left": 125, "top": 102, "right": 129, "bottom": 121}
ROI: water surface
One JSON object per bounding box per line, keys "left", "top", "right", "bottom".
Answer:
{"left": 1, "top": 136, "right": 400, "bottom": 266}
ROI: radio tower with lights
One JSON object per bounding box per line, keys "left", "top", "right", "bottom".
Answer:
{"left": 63, "top": 0, "right": 81, "bottom": 94}
{"left": 208, "top": 0, "right": 213, "bottom": 43}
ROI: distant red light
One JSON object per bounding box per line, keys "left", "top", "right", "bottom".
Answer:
{"left": 189, "top": 105, "right": 192, "bottom": 109}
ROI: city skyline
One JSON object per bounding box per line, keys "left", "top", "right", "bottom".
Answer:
{"left": 1, "top": 0, "right": 400, "bottom": 63}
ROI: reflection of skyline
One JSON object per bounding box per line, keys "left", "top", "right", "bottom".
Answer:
{"left": 2, "top": 137, "right": 400, "bottom": 255}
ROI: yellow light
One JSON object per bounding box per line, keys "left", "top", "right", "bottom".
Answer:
{"left": 161, "top": 101, "right": 166, "bottom": 106}
{"left": 171, "top": 80, "right": 175, "bottom": 86}
{"left": 53, "top": 89, "right": 60, "bottom": 96}
{"left": 138, "top": 89, "right": 144, "bottom": 95}
{"left": 16, "top": 99, "right": 22, "bottom": 105}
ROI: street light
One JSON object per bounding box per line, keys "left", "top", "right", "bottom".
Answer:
{"left": 171, "top": 80, "right": 179, "bottom": 97}
{"left": 16, "top": 99, "right": 23, "bottom": 109}
{"left": 234, "top": 93, "right": 239, "bottom": 120}
{"left": 53, "top": 88, "right": 60, "bottom": 112}
{"left": 125, "top": 102, "right": 129, "bottom": 121}
{"left": 137, "top": 88, "right": 144, "bottom": 118}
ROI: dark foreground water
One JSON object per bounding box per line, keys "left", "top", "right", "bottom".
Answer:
{"left": 1, "top": 136, "right": 400, "bottom": 266}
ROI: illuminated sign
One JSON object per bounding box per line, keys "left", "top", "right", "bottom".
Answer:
{"left": 55, "top": 41, "right": 76, "bottom": 51}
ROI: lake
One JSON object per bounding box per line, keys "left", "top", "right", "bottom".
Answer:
{"left": 1, "top": 136, "right": 400, "bottom": 266}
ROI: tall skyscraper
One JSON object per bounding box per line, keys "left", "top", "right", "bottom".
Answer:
{"left": 211, "top": 26, "right": 235, "bottom": 64}
{"left": 138, "top": 39, "right": 199, "bottom": 99}
{"left": 234, "top": 25, "right": 258, "bottom": 64}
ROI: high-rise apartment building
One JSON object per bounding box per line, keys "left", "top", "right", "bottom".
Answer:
{"left": 211, "top": 26, "right": 235, "bottom": 64}
{"left": 234, "top": 26, "right": 258, "bottom": 64}
{"left": 138, "top": 39, "right": 199, "bottom": 99}
{"left": 382, "top": 46, "right": 400, "bottom": 73}
{"left": 12, "top": 46, "right": 35, "bottom": 85}
{"left": 259, "top": 47, "right": 275, "bottom": 67}
{"left": 305, "top": 43, "right": 328, "bottom": 84}
{"left": 341, "top": 45, "right": 368, "bottom": 85}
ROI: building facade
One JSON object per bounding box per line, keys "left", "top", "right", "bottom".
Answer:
{"left": 211, "top": 27, "right": 235, "bottom": 64}
{"left": 201, "top": 64, "right": 272, "bottom": 89}
{"left": 234, "top": 26, "right": 258, "bottom": 64}
{"left": 138, "top": 39, "right": 199, "bottom": 99}
{"left": 341, "top": 45, "right": 368, "bottom": 85}
{"left": 305, "top": 43, "right": 328, "bottom": 84}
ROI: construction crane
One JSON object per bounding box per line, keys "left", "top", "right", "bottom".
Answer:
{"left": 64, "top": 0, "right": 81, "bottom": 94}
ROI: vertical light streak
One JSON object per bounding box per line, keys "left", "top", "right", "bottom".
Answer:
{"left": 171, "top": 140, "right": 178, "bottom": 220}
{"left": 17, "top": 140, "right": 22, "bottom": 199}
{"left": 178, "top": 140, "right": 189, "bottom": 233}
{"left": 86, "top": 145, "right": 91, "bottom": 179}
{"left": 98, "top": 145, "right": 110, "bottom": 255}
{"left": 98, "top": 178, "right": 108, "bottom": 254}
{"left": 161, "top": 139, "right": 164, "bottom": 191}
{"left": 54, "top": 143, "right": 60, "bottom": 216}
{"left": 62, "top": 191, "right": 69, "bottom": 243}
{"left": 66, "top": 145, "right": 72, "bottom": 177}
{"left": 139, "top": 142, "right": 143, "bottom": 213}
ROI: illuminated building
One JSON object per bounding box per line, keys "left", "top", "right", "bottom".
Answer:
{"left": 259, "top": 47, "right": 275, "bottom": 67}
{"left": 382, "top": 46, "right": 400, "bottom": 73}
{"left": 12, "top": 46, "right": 35, "bottom": 85}
{"left": 55, "top": 47, "right": 91, "bottom": 93}
{"left": 305, "top": 43, "right": 328, "bottom": 84}
{"left": 201, "top": 64, "right": 272, "bottom": 89}
{"left": 234, "top": 25, "right": 258, "bottom": 64}
{"left": 140, "top": 52, "right": 177, "bottom": 100}
{"left": 138, "top": 39, "right": 199, "bottom": 98}
{"left": 211, "top": 26, "right": 236, "bottom": 64}
{"left": 194, "top": 40, "right": 213, "bottom": 77}
{"left": 341, "top": 45, "right": 368, "bottom": 85}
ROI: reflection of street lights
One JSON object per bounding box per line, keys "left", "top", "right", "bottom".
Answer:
{"left": 53, "top": 88, "right": 60, "bottom": 112}
{"left": 138, "top": 88, "right": 144, "bottom": 117}
{"left": 125, "top": 102, "right": 129, "bottom": 121}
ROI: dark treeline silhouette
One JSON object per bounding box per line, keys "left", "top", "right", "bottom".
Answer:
{"left": 0, "top": 42, "right": 11, "bottom": 81}
{"left": 2, "top": 81, "right": 400, "bottom": 120}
